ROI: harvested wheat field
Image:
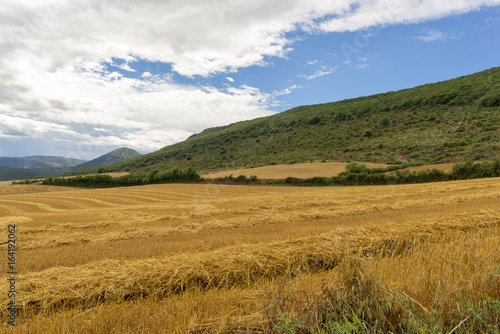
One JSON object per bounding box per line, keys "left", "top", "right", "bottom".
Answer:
{"left": 1, "top": 179, "right": 499, "bottom": 333}
{"left": 201, "top": 161, "right": 461, "bottom": 180}
{"left": 202, "top": 161, "right": 389, "bottom": 179}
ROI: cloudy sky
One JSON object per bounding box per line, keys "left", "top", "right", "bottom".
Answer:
{"left": 1, "top": 0, "right": 500, "bottom": 160}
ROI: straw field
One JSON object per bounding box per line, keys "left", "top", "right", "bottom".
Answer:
{"left": 201, "top": 162, "right": 389, "bottom": 179}
{"left": 201, "top": 161, "right": 461, "bottom": 179}
{"left": 0, "top": 178, "right": 499, "bottom": 333}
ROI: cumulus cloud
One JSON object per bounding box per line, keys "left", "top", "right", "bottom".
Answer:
{"left": 1, "top": 0, "right": 499, "bottom": 157}
{"left": 318, "top": 0, "right": 500, "bottom": 32}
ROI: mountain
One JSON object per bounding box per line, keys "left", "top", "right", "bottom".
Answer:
{"left": 0, "top": 156, "right": 87, "bottom": 169}
{"left": 72, "top": 67, "right": 500, "bottom": 175}
{"left": 72, "top": 148, "right": 142, "bottom": 170}
{"left": 0, "top": 149, "right": 140, "bottom": 181}
{"left": 0, "top": 166, "right": 73, "bottom": 181}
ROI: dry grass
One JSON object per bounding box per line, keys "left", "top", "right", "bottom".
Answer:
{"left": 0, "top": 178, "right": 499, "bottom": 332}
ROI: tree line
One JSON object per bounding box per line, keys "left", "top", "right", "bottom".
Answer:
{"left": 212, "top": 160, "right": 500, "bottom": 186}
{"left": 42, "top": 167, "right": 200, "bottom": 187}
{"left": 42, "top": 160, "right": 500, "bottom": 188}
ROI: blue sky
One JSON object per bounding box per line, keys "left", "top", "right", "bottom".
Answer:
{"left": 1, "top": 1, "right": 499, "bottom": 160}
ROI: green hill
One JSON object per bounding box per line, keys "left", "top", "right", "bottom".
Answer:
{"left": 74, "top": 67, "right": 500, "bottom": 175}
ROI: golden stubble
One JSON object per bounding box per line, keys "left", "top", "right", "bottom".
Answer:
{"left": 0, "top": 178, "right": 499, "bottom": 332}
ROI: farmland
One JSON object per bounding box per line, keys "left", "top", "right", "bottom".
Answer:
{"left": 201, "top": 161, "right": 461, "bottom": 180}
{"left": 202, "top": 161, "right": 389, "bottom": 179}
{"left": 1, "top": 179, "right": 499, "bottom": 333}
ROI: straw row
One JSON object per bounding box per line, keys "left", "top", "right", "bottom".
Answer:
{"left": 1, "top": 212, "right": 498, "bottom": 317}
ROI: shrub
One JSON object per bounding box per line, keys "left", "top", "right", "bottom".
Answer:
{"left": 235, "top": 175, "right": 247, "bottom": 182}
{"left": 343, "top": 162, "right": 370, "bottom": 174}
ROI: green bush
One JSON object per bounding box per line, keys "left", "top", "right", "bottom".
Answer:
{"left": 342, "top": 162, "right": 370, "bottom": 174}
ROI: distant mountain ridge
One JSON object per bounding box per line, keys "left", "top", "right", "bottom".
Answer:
{"left": 0, "top": 148, "right": 142, "bottom": 181}
{"left": 72, "top": 148, "right": 141, "bottom": 170}
{"left": 72, "top": 66, "right": 500, "bottom": 175}
{"left": 0, "top": 166, "right": 72, "bottom": 181}
{"left": 0, "top": 156, "right": 87, "bottom": 169}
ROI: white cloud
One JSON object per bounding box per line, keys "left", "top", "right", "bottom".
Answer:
{"left": 93, "top": 127, "right": 111, "bottom": 133}
{"left": 413, "top": 29, "right": 448, "bottom": 42}
{"left": 1, "top": 0, "right": 499, "bottom": 156}
{"left": 116, "top": 62, "right": 136, "bottom": 72}
{"left": 273, "top": 85, "right": 301, "bottom": 97}
{"left": 412, "top": 28, "right": 465, "bottom": 42}
{"left": 318, "top": 0, "right": 500, "bottom": 32}
{"left": 301, "top": 66, "right": 337, "bottom": 80}
{"left": 225, "top": 77, "right": 235, "bottom": 82}
{"left": 108, "top": 71, "right": 123, "bottom": 80}
{"left": 306, "top": 70, "right": 333, "bottom": 80}
{"left": 307, "top": 60, "right": 319, "bottom": 65}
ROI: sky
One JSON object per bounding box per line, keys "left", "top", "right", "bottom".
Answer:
{"left": 1, "top": 0, "right": 500, "bottom": 160}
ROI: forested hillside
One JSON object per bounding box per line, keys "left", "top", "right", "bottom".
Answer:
{"left": 74, "top": 67, "right": 500, "bottom": 174}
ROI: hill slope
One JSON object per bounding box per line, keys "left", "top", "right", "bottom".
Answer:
{"left": 75, "top": 67, "right": 500, "bottom": 175}
{"left": 73, "top": 147, "right": 141, "bottom": 170}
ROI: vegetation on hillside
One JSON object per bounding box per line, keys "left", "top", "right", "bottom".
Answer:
{"left": 73, "top": 67, "right": 500, "bottom": 175}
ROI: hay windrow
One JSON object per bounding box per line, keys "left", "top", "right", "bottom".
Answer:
{"left": 2, "top": 214, "right": 498, "bottom": 316}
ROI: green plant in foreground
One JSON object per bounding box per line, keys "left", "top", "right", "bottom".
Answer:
{"left": 319, "top": 316, "right": 361, "bottom": 334}
{"left": 273, "top": 309, "right": 305, "bottom": 333}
